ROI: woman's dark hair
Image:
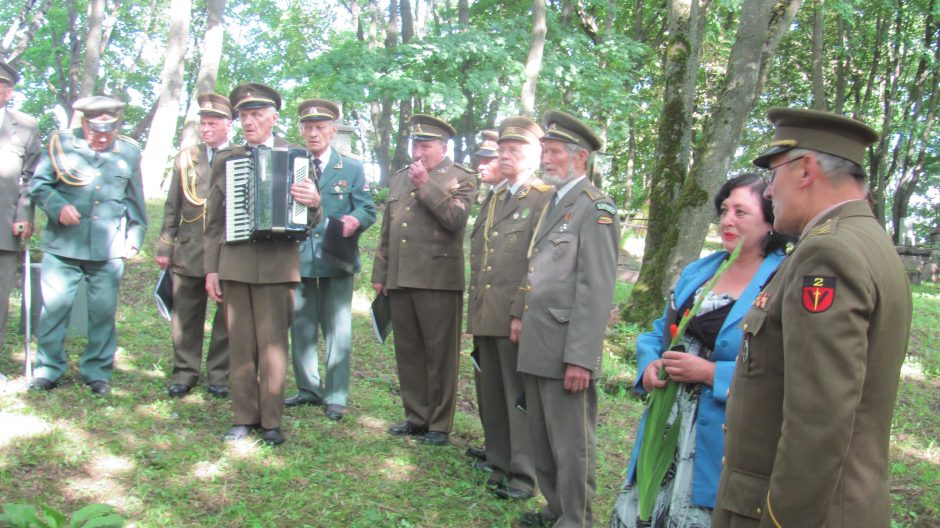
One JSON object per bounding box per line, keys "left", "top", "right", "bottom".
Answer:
{"left": 712, "top": 172, "right": 792, "bottom": 256}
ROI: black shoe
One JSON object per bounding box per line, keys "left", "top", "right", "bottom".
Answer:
{"left": 324, "top": 404, "right": 345, "bottom": 421}
{"left": 520, "top": 511, "right": 554, "bottom": 528}
{"left": 495, "top": 486, "right": 534, "bottom": 501}
{"left": 168, "top": 384, "right": 191, "bottom": 397}
{"left": 486, "top": 472, "right": 507, "bottom": 489}
{"left": 418, "top": 431, "right": 448, "bottom": 446}
{"left": 261, "top": 428, "right": 285, "bottom": 446}
{"left": 466, "top": 445, "right": 486, "bottom": 461}
{"left": 28, "top": 377, "right": 57, "bottom": 392}
{"left": 284, "top": 393, "right": 322, "bottom": 407}
{"left": 207, "top": 385, "right": 229, "bottom": 399}
{"left": 86, "top": 380, "right": 110, "bottom": 396}
{"left": 387, "top": 421, "right": 428, "bottom": 436}
{"left": 221, "top": 424, "right": 259, "bottom": 441}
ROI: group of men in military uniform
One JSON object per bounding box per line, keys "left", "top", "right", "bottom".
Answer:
{"left": 373, "top": 110, "right": 621, "bottom": 528}
{"left": 1, "top": 52, "right": 915, "bottom": 527}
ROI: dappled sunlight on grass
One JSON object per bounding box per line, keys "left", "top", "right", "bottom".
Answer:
{"left": 379, "top": 456, "right": 420, "bottom": 482}
{"left": 352, "top": 290, "right": 372, "bottom": 316}
{"left": 0, "top": 411, "right": 52, "bottom": 450}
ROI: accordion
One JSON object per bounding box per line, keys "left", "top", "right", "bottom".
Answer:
{"left": 225, "top": 145, "right": 311, "bottom": 243}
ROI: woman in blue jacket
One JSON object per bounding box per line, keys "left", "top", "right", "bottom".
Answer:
{"left": 610, "top": 173, "right": 792, "bottom": 527}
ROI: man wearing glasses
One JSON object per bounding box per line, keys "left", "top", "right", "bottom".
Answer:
{"left": 714, "top": 108, "right": 913, "bottom": 527}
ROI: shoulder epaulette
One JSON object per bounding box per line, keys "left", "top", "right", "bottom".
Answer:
{"left": 10, "top": 109, "right": 38, "bottom": 126}
{"left": 530, "top": 182, "right": 553, "bottom": 193}
{"left": 341, "top": 151, "right": 364, "bottom": 162}
{"left": 118, "top": 135, "right": 140, "bottom": 148}
{"left": 583, "top": 185, "right": 606, "bottom": 202}
{"left": 452, "top": 162, "right": 476, "bottom": 174}
{"left": 809, "top": 218, "right": 836, "bottom": 236}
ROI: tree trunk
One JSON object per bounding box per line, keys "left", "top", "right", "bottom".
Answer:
{"left": 811, "top": 0, "right": 827, "bottom": 110}
{"left": 520, "top": 0, "right": 547, "bottom": 117}
{"left": 180, "top": 0, "right": 226, "bottom": 147}
{"left": 670, "top": 0, "right": 801, "bottom": 286}
{"left": 2, "top": 0, "right": 54, "bottom": 64}
{"left": 79, "top": 0, "right": 105, "bottom": 98}
{"left": 457, "top": 0, "right": 468, "bottom": 26}
{"left": 622, "top": 0, "right": 703, "bottom": 326}
{"left": 624, "top": 0, "right": 801, "bottom": 327}
{"left": 140, "top": 0, "right": 191, "bottom": 198}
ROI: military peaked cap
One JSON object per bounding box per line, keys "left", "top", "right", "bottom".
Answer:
{"left": 0, "top": 61, "right": 20, "bottom": 85}
{"left": 753, "top": 108, "right": 879, "bottom": 169}
{"left": 541, "top": 110, "right": 602, "bottom": 152}
{"left": 498, "top": 116, "right": 543, "bottom": 146}
{"left": 197, "top": 93, "right": 233, "bottom": 119}
{"left": 229, "top": 83, "right": 281, "bottom": 112}
{"left": 474, "top": 129, "right": 499, "bottom": 158}
{"left": 298, "top": 99, "right": 341, "bottom": 122}
{"left": 410, "top": 114, "right": 457, "bottom": 141}
{"left": 73, "top": 96, "right": 124, "bottom": 132}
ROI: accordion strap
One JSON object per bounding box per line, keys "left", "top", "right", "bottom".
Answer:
{"left": 180, "top": 147, "right": 207, "bottom": 207}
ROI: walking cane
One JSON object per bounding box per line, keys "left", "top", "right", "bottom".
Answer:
{"left": 20, "top": 226, "right": 32, "bottom": 385}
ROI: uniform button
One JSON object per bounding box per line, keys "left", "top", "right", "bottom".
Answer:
{"left": 485, "top": 266, "right": 492, "bottom": 271}
{"left": 95, "top": 185, "right": 102, "bottom": 190}
{"left": 94, "top": 200, "right": 100, "bottom": 205}
{"left": 401, "top": 239, "right": 407, "bottom": 243}
{"left": 722, "top": 424, "right": 727, "bottom": 433}
{"left": 492, "top": 231, "right": 498, "bottom": 237}
{"left": 409, "top": 191, "right": 416, "bottom": 197}
{"left": 314, "top": 233, "right": 320, "bottom": 237}
{"left": 92, "top": 215, "right": 98, "bottom": 220}
{"left": 742, "top": 323, "right": 748, "bottom": 332}
{"left": 402, "top": 222, "right": 408, "bottom": 228}
{"left": 405, "top": 206, "right": 411, "bottom": 211}
{"left": 534, "top": 248, "right": 540, "bottom": 253}
{"left": 489, "top": 248, "right": 494, "bottom": 253}
{"left": 721, "top": 456, "right": 726, "bottom": 465}
{"left": 485, "top": 284, "right": 491, "bottom": 289}
{"left": 524, "top": 305, "right": 528, "bottom": 311}
{"left": 529, "top": 267, "right": 534, "bottom": 272}
{"left": 756, "top": 507, "right": 762, "bottom": 515}
{"left": 720, "top": 339, "right": 727, "bottom": 347}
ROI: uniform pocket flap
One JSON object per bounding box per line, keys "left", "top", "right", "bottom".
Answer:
{"left": 547, "top": 307, "right": 571, "bottom": 323}
{"left": 719, "top": 469, "right": 769, "bottom": 520}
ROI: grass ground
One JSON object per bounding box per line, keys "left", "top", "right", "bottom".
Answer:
{"left": 0, "top": 200, "right": 937, "bottom": 527}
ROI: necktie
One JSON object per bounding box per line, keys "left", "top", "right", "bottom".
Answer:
{"left": 313, "top": 158, "right": 323, "bottom": 184}
{"left": 208, "top": 147, "right": 217, "bottom": 167}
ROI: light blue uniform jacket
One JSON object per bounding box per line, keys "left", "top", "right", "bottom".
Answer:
{"left": 625, "top": 249, "right": 785, "bottom": 508}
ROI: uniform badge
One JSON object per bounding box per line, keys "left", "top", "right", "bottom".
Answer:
{"left": 521, "top": 208, "right": 530, "bottom": 219}
{"left": 596, "top": 202, "right": 616, "bottom": 215}
{"left": 597, "top": 215, "right": 613, "bottom": 225}
{"left": 513, "top": 212, "right": 520, "bottom": 220}
{"left": 363, "top": 182, "right": 371, "bottom": 192}
{"left": 339, "top": 180, "right": 347, "bottom": 187}
{"left": 753, "top": 292, "right": 769, "bottom": 309}
{"left": 802, "top": 276, "right": 836, "bottom": 313}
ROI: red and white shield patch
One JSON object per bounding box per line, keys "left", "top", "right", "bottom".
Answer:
{"left": 802, "top": 276, "right": 835, "bottom": 313}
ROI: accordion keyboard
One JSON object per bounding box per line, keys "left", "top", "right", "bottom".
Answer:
{"left": 291, "top": 157, "right": 310, "bottom": 225}
{"left": 225, "top": 157, "right": 253, "bottom": 242}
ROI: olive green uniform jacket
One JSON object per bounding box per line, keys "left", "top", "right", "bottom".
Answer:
{"left": 0, "top": 108, "right": 40, "bottom": 252}
{"left": 370, "top": 157, "right": 476, "bottom": 291}
{"left": 714, "top": 200, "right": 912, "bottom": 528}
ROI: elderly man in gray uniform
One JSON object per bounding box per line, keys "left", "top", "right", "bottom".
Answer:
{"left": 157, "top": 93, "right": 233, "bottom": 399}
{"left": 284, "top": 98, "right": 376, "bottom": 421}
{"left": 0, "top": 60, "right": 40, "bottom": 353}
{"left": 29, "top": 96, "right": 148, "bottom": 396}
{"left": 513, "top": 111, "right": 620, "bottom": 527}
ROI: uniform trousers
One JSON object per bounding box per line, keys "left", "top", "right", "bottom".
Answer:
{"left": 0, "top": 250, "right": 17, "bottom": 351}
{"left": 223, "top": 280, "right": 292, "bottom": 430}
{"left": 34, "top": 253, "right": 123, "bottom": 382}
{"left": 388, "top": 287, "right": 462, "bottom": 433}
{"left": 479, "top": 335, "right": 536, "bottom": 493}
{"left": 171, "top": 272, "right": 228, "bottom": 387}
{"left": 523, "top": 374, "right": 598, "bottom": 528}
{"left": 291, "top": 274, "right": 354, "bottom": 406}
